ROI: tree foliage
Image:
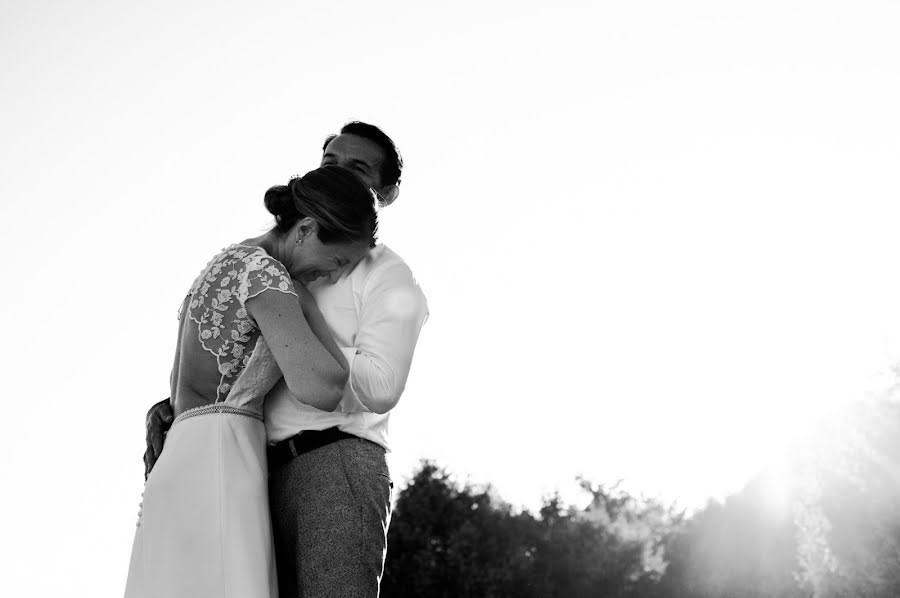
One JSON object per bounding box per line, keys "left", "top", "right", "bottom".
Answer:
{"left": 382, "top": 397, "right": 900, "bottom": 597}
{"left": 382, "top": 462, "right": 677, "bottom": 598}
{"left": 792, "top": 397, "right": 900, "bottom": 598}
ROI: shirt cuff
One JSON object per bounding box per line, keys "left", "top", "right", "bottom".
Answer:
{"left": 340, "top": 347, "right": 368, "bottom": 412}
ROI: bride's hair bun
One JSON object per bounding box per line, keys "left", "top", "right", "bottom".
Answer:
{"left": 264, "top": 183, "right": 298, "bottom": 232}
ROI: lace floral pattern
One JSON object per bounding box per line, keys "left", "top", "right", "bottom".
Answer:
{"left": 185, "top": 244, "right": 296, "bottom": 401}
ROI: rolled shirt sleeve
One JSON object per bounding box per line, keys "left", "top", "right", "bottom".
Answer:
{"left": 343, "top": 264, "right": 428, "bottom": 414}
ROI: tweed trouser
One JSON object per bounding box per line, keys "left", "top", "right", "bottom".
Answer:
{"left": 268, "top": 436, "right": 392, "bottom": 598}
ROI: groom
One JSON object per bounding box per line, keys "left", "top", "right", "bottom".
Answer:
{"left": 144, "top": 121, "right": 429, "bottom": 597}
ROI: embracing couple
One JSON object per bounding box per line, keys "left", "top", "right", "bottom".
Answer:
{"left": 125, "top": 122, "right": 428, "bottom": 598}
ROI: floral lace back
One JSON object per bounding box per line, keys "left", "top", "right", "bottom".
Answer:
{"left": 184, "top": 244, "right": 296, "bottom": 402}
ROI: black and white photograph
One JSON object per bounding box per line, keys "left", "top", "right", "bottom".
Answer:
{"left": 2, "top": 1, "right": 900, "bottom": 596}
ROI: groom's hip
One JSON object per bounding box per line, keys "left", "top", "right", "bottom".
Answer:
{"left": 268, "top": 429, "right": 392, "bottom": 597}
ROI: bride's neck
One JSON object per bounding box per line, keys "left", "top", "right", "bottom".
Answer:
{"left": 242, "top": 231, "right": 288, "bottom": 264}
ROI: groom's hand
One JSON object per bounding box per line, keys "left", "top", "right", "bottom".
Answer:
{"left": 144, "top": 398, "right": 175, "bottom": 479}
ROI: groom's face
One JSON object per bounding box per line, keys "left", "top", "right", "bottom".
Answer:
{"left": 321, "top": 134, "right": 387, "bottom": 191}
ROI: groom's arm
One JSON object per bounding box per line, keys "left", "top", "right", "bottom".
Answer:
{"left": 343, "top": 261, "right": 428, "bottom": 414}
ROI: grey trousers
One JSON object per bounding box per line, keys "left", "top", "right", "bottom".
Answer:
{"left": 268, "top": 435, "right": 393, "bottom": 598}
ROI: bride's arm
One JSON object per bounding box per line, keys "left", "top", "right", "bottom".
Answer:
{"left": 246, "top": 289, "right": 348, "bottom": 411}
{"left": 293, "top": 280, "right": 348, "bottom": 374}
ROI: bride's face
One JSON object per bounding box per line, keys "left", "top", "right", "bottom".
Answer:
{"left": 290, "top": 233, "right": 369, "bottom": 285}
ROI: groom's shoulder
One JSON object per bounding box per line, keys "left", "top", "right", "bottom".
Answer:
{"left": 361, "top": 244, "right": 412, "bottom": 274}
{"left": 358, "top": 244, "right": 425, "bottom": 294}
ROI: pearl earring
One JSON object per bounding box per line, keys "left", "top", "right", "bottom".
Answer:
{"left": 296, "top": 238, "right": 303, "bottom": 245}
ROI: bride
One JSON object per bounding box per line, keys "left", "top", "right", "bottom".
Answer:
{"left": 124, "top": 165, "right": 377, "bottom": 597}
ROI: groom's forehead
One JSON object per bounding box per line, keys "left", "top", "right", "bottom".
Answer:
{"left": 323, "top": 134, "right": 385, "bottom": 166}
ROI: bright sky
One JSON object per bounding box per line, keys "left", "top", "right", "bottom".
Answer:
{"left": 2, "top": 0, "right": 900, "bottom": 595}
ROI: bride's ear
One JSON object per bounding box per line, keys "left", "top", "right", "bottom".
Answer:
{"left": 292, "top": 217, "right": 318, "bottom": 244}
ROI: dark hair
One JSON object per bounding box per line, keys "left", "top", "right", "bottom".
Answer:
{"left": 264, "top": 165, "right": 378, "bottom": 246}
{"left": 322, "top": 121, "right": 403, "bottom": 187}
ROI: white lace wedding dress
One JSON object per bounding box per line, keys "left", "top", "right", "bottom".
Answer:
{"left": 125, "top": 245, "right": 295, "bottom": 598}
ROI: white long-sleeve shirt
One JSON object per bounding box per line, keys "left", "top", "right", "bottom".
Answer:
{"left": 263, "top": 244, "right": 428, "bottom": 451}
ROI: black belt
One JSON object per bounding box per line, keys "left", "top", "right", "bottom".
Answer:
{"left": 267, "top": 427, "right": 356, "bottom": 470}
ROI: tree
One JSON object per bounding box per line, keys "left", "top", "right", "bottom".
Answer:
{"left": 382, "top": 461, "right": 537, "bottom": 597}
{"left": 382, "top": 461, "right": 679, "bottom": 598}
{"left": 659, "top": 476, "right": 807, "bottom": 598}
{"left": 792, "top": 397, "right": 900, "bottom": 598}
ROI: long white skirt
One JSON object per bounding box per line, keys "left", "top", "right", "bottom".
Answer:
{"left": 125, "top": 405, "right": 278, "bottom": 598}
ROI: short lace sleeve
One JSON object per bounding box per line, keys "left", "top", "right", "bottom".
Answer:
{"left": 234, "top": 247, "right": 296, "bottom": 306}
{"left": 185, "top": 244, "right": 297, "bottom": 401}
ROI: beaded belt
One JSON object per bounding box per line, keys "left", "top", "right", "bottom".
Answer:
{"left": 173, "top": 403, "right": 264, "bottom": 425}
